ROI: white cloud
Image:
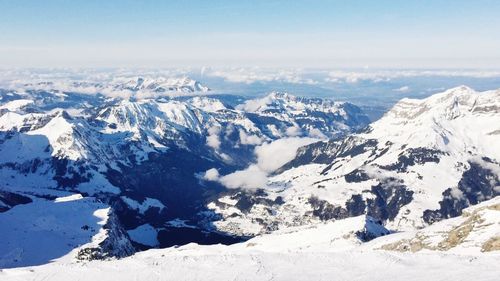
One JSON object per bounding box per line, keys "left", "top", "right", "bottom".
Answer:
{"left": 393, "top": 86, "right": 410, "bottom": 92}
{"left": 219, "top": 165, "right": 268, "bottom": 190}
{"left": 206, "top": 126, "right": 222, "bottom": 150}
{"left": 203, "top": 168, "right": 220, "bottom": 181}
{"left": 236, "top": 95, "right": 273, "bottom": 112}
{"left": 469, "top": 157, "right": 500, "bottom": 188}
{"left": 325, "top": 70, "right": 500, "bottom": 84}
{"left": 308, "top": 128, "right": 328, "bottom": 139}
{"left": 239, "top": 129, "right": 263, "bottom": 145}
{"left": 205, "top": 68, "right": 319, "bottom": 85}
{"left": 255, "top": 137, "right": 318, "bottom": 172}
{"left": 205, "top": 137, "right": 318, "bottom": 190}
{"left": 285, "top": 125, "right": 302, "bottom": 137}
{"left": 266, "top": 124, "right": 283, "bottom": 138}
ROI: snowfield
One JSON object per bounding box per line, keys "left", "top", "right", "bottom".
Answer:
{"left": 1, "top": 198, "right": 499, "bottom": 281}
{"left": 1, "top": 249, "right": 499, "bottom": 281}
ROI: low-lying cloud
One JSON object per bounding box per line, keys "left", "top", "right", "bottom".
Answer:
{"left": 203, "top": 137, "right": 318, "bottom": 190}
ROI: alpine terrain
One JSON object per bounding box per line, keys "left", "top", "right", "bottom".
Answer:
{"left": 0, "top": 79, "right": 498, "bottom": 280}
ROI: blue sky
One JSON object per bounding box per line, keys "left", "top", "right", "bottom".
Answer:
{"left": 1, "top": 0, "right": 500, "bottom": 68}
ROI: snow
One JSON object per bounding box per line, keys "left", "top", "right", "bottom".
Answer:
{"left": 1, "top": 201, "right": 499, "bottom": 280}
{"left": 0, "top": 83, "right": 498, "bottom": 280}
{"left": 1, "top": 250, "right": 498, "bottom": 281}
{"left": 209, "top": 86, "right": 500, "bottom": 234}
{"left": 165, "top": 219, "right": 197, "bottom": 229}
{"left": 366, "top": 196, "right": 500, "bottom": 254}
{"left": 18, "top": 76, "right": 210, "bottom": 99}
{"left": 127, "top": 224, "right": 159, "bottom": 247}
{"left": 0, "top": 197, "right": 110, "bottom": 269}
{"left": 120, "top": 196, "right": 165, "bottom": 214}
{"left": 188, "top": 97, "right": 226, "bottom": 112}
{"left": 77, "top": 171, "right": 121, "bottom": 195}
{"left": 54, "top": 194, "right": 83, "bottom": 203}
{"left": 0, "top": 99, "right": 33, "bottom": 111}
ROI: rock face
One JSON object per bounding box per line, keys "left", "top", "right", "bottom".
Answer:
{"left": 0, "top": 80, "right": 369, "bottom": 259}
{"left": 76, "top": 208, "right": 135, "bottom": 261}
{"left": 372, "top": 196, "right": 500, "bottom": 254}
{"left": 208, "top": 86, "right": 500, "bottom": 236}
{"left": 0, "top": 190, "right": 32, "bottom": 212}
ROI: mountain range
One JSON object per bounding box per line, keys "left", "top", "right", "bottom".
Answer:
{"left": 0, "top": 79, "right": 498, "bottom": 276}
{"left": 0, "top": 77, "right": 370, "bottom": 266}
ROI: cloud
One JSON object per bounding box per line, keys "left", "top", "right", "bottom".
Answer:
{"left": 203, "top": 168, "right": 220, "bottom": 181}
{"left": 205, "top": 68, "right": 319, "bottom": 85}
{"left": 325, "top": 70, "right": 500, "bottom": 84}
{"left": 204, "top": 137, "right": 318, "bottom": 190}
{"left": 239, "top": 129, "right": 263, "bottom": 145}
{"left": 0, "top": 69, "right": 213, "bottom": 100}
{"left": 254, "top": 137, "right": 318, "bottom": 172}
{"left": 308, "top": 128, "right": 327, "bottom": 139}
{"left": 219, "top": 165, "right": 268, "bottom": 190}
{"left": 285, "top": 125, "right": 302, "bottom": 137}
{"left": 206, "top": 126, "right": 222, "bottom": 150}
{"left": 236, "top": 95, "right": 273, "bottom": 112}
{"left": 393, "top": 86, "right": 410, "bottom": 92}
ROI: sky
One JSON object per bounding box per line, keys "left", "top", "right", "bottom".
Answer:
{"left": 1, "top": 0, "right": 500, "bottom": 68}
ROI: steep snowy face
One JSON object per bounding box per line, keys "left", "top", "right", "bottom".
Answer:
{"left": 237, "top": 92, "right": 370, "bottom": 139}
{"left": 95, "top": 99, "right": 211, "bottom": 148}
{"left": 208, "top": 86, "right": 500, "bottom": 236}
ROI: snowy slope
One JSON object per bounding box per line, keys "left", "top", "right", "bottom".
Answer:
{"left": 208, "top": 86, "right": 500, "bottom": 235}
{"left": 0, "top": 194, "right": 134, "bottom": 269}
{"left": 2, "top": 81, "right": 498, "bottom": 278}
{"left": 0, "top": 198, "right": 498, "bottom": 280}
{"left": 0, "top": 83, "right": 369, "bottom": 257}
{"left": 367, "top": 196, "right": 500, "bottom": 254}
{"left": 2, "top": 250, "right": 498, "bottom": 281}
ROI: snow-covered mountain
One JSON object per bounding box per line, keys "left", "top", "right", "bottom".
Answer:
{"left": 0, "top": 83, "right": 369, "bottom": 257}
{"left": 208, "top": 86, "right": 500, "bottom": 236}
{"left": 21, "top": 76, "right": 210, "bottom": 96}
{"left": 0, "top": 83, "right": 499, "bottom": 277}
{"left": 238, "top": 92, "right": 370, "bottom": 139}
{"left": 109, "top": 77, "right": 210, "bottom": 93}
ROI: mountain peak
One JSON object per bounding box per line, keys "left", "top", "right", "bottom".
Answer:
{"left": 384, "top": 86, "right": 500, "bottom": 122}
